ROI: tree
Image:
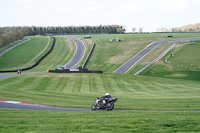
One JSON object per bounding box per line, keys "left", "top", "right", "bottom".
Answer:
{"left": 139, "top": 27, "right": 143, "bottom": 33}
{"left": 0, "top": 25, "right": 126, "bottom": 49}
{"left": 117, "top": 28, "right": 125, "bottom": 34}
{"left": 132, "top": 27, "right": 136, "bottom": 33}
{"left": 0, "top": 38, "right": 2, "bottom": 48}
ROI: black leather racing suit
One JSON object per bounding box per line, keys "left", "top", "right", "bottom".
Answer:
{"left": 99, "top": 95, "right": 112, "bottom": 104}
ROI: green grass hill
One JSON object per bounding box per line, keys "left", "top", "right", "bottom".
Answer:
{"left": 141, "top": 40, "right": 200, "bottom": 81}
{"left": 0, "top": 36, "right": 51, "bottom": 71}
{"left": 0, "top": 33, "right": 200, "bottom": 132}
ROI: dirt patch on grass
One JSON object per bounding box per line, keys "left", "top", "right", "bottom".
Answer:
{"left": 174, "top": 43, "right": 185, "bottom": 48}
{"left": 166, "top": 73, "right": 187, "bottom": 78}
{"left": 108, "top": 55, "right": 127, "bottom": 64}
{"left": 108, "top": 50, "right": 133, "bottom": 64}
{"left": 66, "top": 39, "right": 74, "bottom": 51}
{"left": 82, "top": 39, "right": 93, "bottom": 46}
{"left": 108, "top": 42, "right": 139, "bottom": 64}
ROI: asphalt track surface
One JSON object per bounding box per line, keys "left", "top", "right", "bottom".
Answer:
{"left": 0, "top": 72, "right": 41, "bottom": 79}
{"left": 0, "top": 102, "right": 91, "bottom": 112}
{"left": 0, "top": 73, "right": 19, "bottom": 79}
{"left": 63, "top": 36, "right": 85, "bottom": 69}
{"left": 114, "top": 38, "right": 200, "bottom": 74}
{"left": 114, "top": 41, "right": 168, "bottom": 74}
{"left": 1, "top": 102, "right": 200, "bottom": 112}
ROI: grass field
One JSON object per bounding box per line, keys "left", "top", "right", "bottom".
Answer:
{"left": 0, "top": 36, "right": 50, "bottom": 70}
{"left": 23, "top": 37, "right": 76, "bottom": 72}
{"left": 1, "top": 109, "right": 199, "bottom": 133}
{"left": 1, "top": 33, "right": 200, "bottom": 132}
{"left": 0, "top": 38, "right": 27, "bottom": 54}
{"left": 70, "top": 33, "right": 200, "bottom": 73}
{"left": 127, "top": 42, "right": 175, "bottom": 74}
{"left": 167, "top": 40, "right": 200, "bottom": 70}
{"left": 25, "top": 36, "right": 93, "bottom": 72}
{"left": 141, "top": 40, "right": 200, "bottom": 81}
{"left": 0, "top": 72, "right": 199, "bottom": 111}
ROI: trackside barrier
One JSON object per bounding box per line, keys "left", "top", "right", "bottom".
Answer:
{"left": 82, "top": 43, "right": 95, "bottom": 69}
{"left": 48, "top": 69, "right": 103, "bottom": 74}
{"left": 0, "top": 37, "right": 56, "bottom": 73}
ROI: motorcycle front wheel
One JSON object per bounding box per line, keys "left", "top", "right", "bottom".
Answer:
{"left": 91, "top": 104, "right": 96, "bottom": 110}
{"left": 106, "top": 103, "right": 114, "bottom": 111}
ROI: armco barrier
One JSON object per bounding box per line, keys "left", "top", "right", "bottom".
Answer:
{"left": 82, "top": 43, "right": 95, "bottom": 69}
{"left": 48, "top": 69, "right": 103, "bottom": 74}
{"left": 0, "top": 37, "right": 56, "bottom": 73}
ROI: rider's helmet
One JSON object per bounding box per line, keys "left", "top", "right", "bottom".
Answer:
{"left": 105, "top": 93, "right": 110, "bottom": 96}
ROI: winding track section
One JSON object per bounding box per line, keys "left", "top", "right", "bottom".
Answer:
{"left": 114, "top": 38, "right": 200, "bottom": 74}
{"left": 114, "top": 40, "right": 170, "bottom": 74}
{"left": 63, "top": 36, "right": 85, "bottom": 69}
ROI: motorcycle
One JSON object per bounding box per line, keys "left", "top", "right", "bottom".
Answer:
{"left": 91, "top": 97, "right": 118, "bottom": 111}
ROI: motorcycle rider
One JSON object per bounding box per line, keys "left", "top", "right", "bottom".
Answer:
{"left": 92, "top": 93, "right": 117, "bottom": 111}
{"left": 99, "top": 93, "right": 112, "bottom": 105}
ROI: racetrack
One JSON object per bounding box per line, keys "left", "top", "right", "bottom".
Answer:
{"left": 0, "top": 72, "right": 42, "bottom": 79}
{"left": 1, "top": 37, "right": 200, "bottom": 112}
{"left": 63, "top": 36, "right": 85, "bottom": 69}
{"left": 114, "top": 38, "right": 200, "bottom": 74}
{"left": 0, "top": 102, "right": 91, "bottom": 112}
{"left": 114, "top": 41, "right": 166, "bottom": 74}
{"left": 0, "top": 36, "right": 85, "bottom": 77}
{"left": 1, "top": 102, "right": 199, "bottom": 112}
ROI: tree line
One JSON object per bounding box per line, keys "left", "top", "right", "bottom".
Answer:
{"left": 0, "top": 27, "right": 27, "bottom": 49}
{"left": 0, "top": 25, "right": 125, "bottom": 49}
{"left": 171, "top": 23, "right": 200, "bottom": 32}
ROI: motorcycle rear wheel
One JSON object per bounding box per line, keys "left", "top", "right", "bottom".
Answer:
{"left": 106, "top": 103, "right": 114, "bottom": 111}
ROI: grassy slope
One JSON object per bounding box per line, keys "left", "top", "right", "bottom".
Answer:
{"left": 29, "top": 36, "right": 93, "bottom": 72}
{"left": 1, "top": 33, "right": 200, "bottom": 132}
{"left": 141, "top": 40, "right": 200, "bottom": 81}
{"left": 127, "top": 42, "right": 174, "bottom": 74}
{"left": 27, "top": 37, "right": 76, "bottom": 72}
{"left": 0, "top": 73, "right": 199, "bottom": 111}
{"left": 167, "top": 41, "right": 200, "bottom": 69}
{"left": 72, "top": 33, "right": 200, "bottom": 73}
{"left": 0, "top": 38, "right": 27, "bottom": 53}
{"left": 86, "top": 34, "right": 160, "bottom": 73}
{"left": 0, "top": 109, "right": 199, "bottom": 133}
{"left": 0, "top": 36, "right": 49, "bottom": 70}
